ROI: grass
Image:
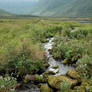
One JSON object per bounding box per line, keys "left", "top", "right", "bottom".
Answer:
{"left": 50, "top": 21, "right": 92, "bottom": 91}
{"left": 0, "top": 18, "right": 92, "bottom": 91}
{"left": 0, "top": 18, "right": 63, "bottom": 78}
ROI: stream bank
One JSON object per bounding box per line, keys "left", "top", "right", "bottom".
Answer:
{"left": 16, "top": 37, "right": 75, "bottom": 92}
{"left": 44, "top": 38, "right": 74, "bottom": 75}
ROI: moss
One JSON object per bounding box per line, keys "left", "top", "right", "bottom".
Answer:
{"left": 62, "top": 59, "right": 70, "bottom": 65}
{"left": 74, "top": 80, "right": 92, "bottom": 92}
{"left": 24, "top": 74, "right": 47, "bottom": 83}
{"left": 52, "top": 65, "right": 59, "bottom": 69}
{"left": 42, "top": 73, "right": 48, "bottom": 79}
{"left": 24, "top": 75, "right": 35, "bottom": 83}
{"left": 85, "top": 86, "right": 92, "bottom": 92}
{"left": 81, "top": 79, "right": 89, "bottom": 87}
{"left": 41, "top": 39, "right": 49, "bottom": 43}
{"left": 48, "top": 75, "right": 78, "bottom": 90}
{"left": 74, "top": 86, "right": 85, "bottom": 92}
{"left": 66, "top": 69, "right": 81, "bottom": 82}
{"left": 40, "top": 84, "right": 54, "bottom": 92}
{"left": 74, "top": 85, "right": 92, "bottom": 92}
{"left": 34, "top": 74, "right": 47, "bottom": 83}
{"left": 44, "top": 62, "right": 50, "bottom": 68}
{"left": 73, "top": 79, "right": 91, "bottom": 92}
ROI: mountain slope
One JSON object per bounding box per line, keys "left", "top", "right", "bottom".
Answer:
{"left": 0, "top": 0, "right": 92, "bottom": 17}
{"left": 0, "top": 1, "right": 38, "bottom": 14}
{"left": 0, "top": 9, "right": 11, "bottom": 16}
{"left": 31, "top": 0, "right": 92, "bottom": 17}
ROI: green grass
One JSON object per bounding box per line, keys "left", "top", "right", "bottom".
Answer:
{"left": 0, "top": 18, "right": 62, "bottom": 79}
{"left": 50, "top": 21, "right": 92, "bottom": 90}
{"left": 0, "top": 18, "right": 92, "bottom": 91}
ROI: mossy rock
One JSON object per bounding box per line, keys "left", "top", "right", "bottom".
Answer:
{"left": 40, "top": 84, "right": 54, "bottom": 92}
{"left": 74, "top": 86, "right": 85, "bottom": 92}
{"left": 34, "top": 74, "right": 47, "bottom": 83}
{"left": 85, "top": 86, "right": 92, "bottom": 92}
{"left": 24, "top": 75, "right": 35, "bottom": 83}
{"left": 42, "top": 71, "right": 56, "bottom": 80}
{"left": 41, "top": 39, "right": 49, "bottom": 43}
{"left": 74, "top": 86, "right": 92, "bottom": 92}
{"left": 66, "top": 69, "right": 81, "bottom": 82}
{"left": 63, "top": 59, "right": 70, "bottom": 65}
{"left": 63, "top": 58, "right": 78, "bottom": 65}
{"left": 48, "top": 75, "right": 78, "bottom": 90}
{"left": 42, "top": 73, "right": 48, "bottom": 78}
{"left": 52, "top": 65, "right": 59, "bottom": 69}
{"left": 24, "top": 74, "right": 46, "bottom": 83}
{"left": 44, "top": 62, "right": 50, "bottom": 68}
{"left": 73, "top": 80, "right": 90, "bottom": 92}
{"left": 74, "top": 85, "right": 92, "bottom": 92}
{"left": 81, "top": 79, "right": 89, "bottom": 87}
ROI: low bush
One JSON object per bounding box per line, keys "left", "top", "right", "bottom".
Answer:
{"left": 0, "top": 74, "right": 17, "bottom": 92}
{"left": 51, "top": 37, "right": 83, "bottom": 63}
{"left": 70, "top": 28, "right": 88, "bottom": 39}
{"left": 77, "top": 55, "right": 92, "bottom": 78}
{"left": 0, "top": 36, "right": 45, "bottom": 78}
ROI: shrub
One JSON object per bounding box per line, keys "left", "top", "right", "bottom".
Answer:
{"left": 51, "top": 37, "right": 83, "bottom": 63}
{"left": 0, "top": 41, "right": 45, "bottom": 78}
{"left": 0, "top": 74, "right": 17, "bottom": 92}
{"left": 61, "top": 29, "right": 71, "bottom": 37}
{"left": 70, "top": 28, "right": 88, "bottom": 39}
{"left": 77, "top": 55, "right": 92, "bottom": 78}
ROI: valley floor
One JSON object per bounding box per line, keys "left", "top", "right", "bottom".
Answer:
{"left": 0, "top": 18, "right": 92, "bottom": 92}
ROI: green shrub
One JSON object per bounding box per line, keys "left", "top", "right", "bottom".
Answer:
{"left": 61, "top": 29, "right": 71, "bottom": 37}
{"left": 51, "top": 37, "right": 83, "bottom": 63}
{"left": 70, "top": 28, "right": 88, "bottom": 39}
{"left": 0, "top": 74, "right": 17, "bottom": 92}
{"left": 0, "top": 40, "right": 45, "bottom": 78}
{"left": 77, "top": 55, "right": 92, "bottom": 78}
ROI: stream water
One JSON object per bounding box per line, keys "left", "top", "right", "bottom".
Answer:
{"left": 44, "top": 38, "right": 74, "bottom": 75}
{"left": 16, "top": 38, "right": 74, "bottom": 92}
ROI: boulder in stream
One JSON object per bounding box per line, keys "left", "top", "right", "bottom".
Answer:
{"left": 48, "top": 75, "right": 78, "bottom": 90}
{"left": 52, "top": 65, "right": 59, "bottom": 69}
{"left": 62, "top": 59, "right": 70, "bottom": 65}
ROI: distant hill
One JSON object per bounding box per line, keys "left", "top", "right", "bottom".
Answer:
{"left": 0, "top": 0, "right": 92, "bottom": 17}
{"left": 0, "top": 9, "right": 11, "bottom": 16}
{"left": 0, "top": 1, "right": 37, "bottom": 14}
{"left": 30, "top": 0, "right": 92, "bottom": 17}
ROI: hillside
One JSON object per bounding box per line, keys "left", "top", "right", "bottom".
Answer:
{"left": 30, "top": 0, "right": 92, "bottom": 17}
{"left": 0, "top": 1, "right": 38, "bottom": 14}
{"left": 0, "top": 9, "right": 11, "bottom": 16}
{"left": 0, "top": 0, "right": 92, "bottom": 17}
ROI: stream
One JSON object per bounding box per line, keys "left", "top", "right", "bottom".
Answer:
{"left": 16, "top": 37, "right": 74, "bottom": 92}
{"left": 44, "top": 38, "right": 74, "bottom": 75}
